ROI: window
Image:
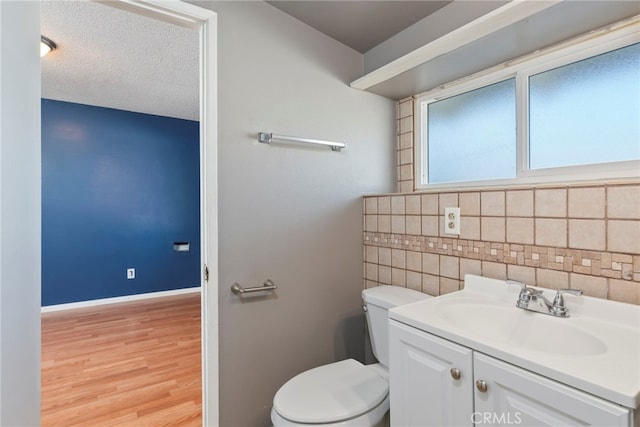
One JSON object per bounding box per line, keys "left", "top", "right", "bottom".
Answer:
{"left": 427, "top": 79, "right": 516, "bottom": 184}
{"left": 415, "top": 23, "right": 640, "bottom": 189}
{"left": 529, "top": 43, "right": 640, "bottom": 170}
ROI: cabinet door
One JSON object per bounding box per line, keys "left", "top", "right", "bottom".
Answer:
{"left": 390, "top": 321, "right": 473, "bottom": 427}
{"left": 473, "top": 353, "right": 631, "bottom": 426}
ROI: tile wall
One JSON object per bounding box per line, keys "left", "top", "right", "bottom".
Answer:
{"left": 396, "top": 98, "right": 415, "bottom": 193}
{"left": 364, "top": 98, "right": 640, "bottom": 305}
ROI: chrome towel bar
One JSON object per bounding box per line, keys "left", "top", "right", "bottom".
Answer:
{"left": 231, "top": 279, "right": 277, "bottom": 295}
{"left": 258, "top": 132, "right": 346, "bottom": 151}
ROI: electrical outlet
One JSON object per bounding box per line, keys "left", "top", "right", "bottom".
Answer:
{"left": 127, "top": 268, "right": 135, "bottom": 279}
{"left": 444, "top": 207, "right": 460, "bottom": 235}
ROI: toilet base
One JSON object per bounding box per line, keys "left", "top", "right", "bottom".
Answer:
{"left": 271, "top": 395, "right": 389, "bottom": 427}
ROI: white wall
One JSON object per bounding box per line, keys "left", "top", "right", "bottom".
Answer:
{"left": 0, "top": 1, "right": 41, "bottom": 425}
{"left": 193, "top": 1, "right": 395, "bottom": 425}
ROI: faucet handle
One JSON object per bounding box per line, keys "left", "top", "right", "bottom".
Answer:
{"left": 551, "top": 288, "right": 583, "bottom": 317}
{"left": 506, "top": 279, "right": 527, "bottom": 291}
{"left": 506, "top": 279, "right": 541, "bottom": 295}
{"left": 553, "top": 288, "right": 583, "bottom": 304}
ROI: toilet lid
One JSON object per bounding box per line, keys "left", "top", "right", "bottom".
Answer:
{"left": 273, "top": 359, "right": 388, "bottom": 424}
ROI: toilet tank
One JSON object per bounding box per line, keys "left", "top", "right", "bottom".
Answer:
{"left": 362, "top": 286, "right": 431, "bottom": 367}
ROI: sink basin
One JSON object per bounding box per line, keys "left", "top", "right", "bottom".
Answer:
{"left": 435, "top": 299, "right": 608, "bottom": 356}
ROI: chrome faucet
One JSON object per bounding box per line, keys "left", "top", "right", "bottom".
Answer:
{"left": 506, "top": 280, "right": 582, "bottom": 318}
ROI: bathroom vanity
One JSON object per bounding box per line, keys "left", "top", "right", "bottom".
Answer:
{"left": 388, "top": 275, "right": 640, "bottom": 427}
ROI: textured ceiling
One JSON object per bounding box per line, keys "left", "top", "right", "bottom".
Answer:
{"left": 267, "top": 1, "right": 451, "bottom": 53}
{"left": 41, "top": 1, "right": 199, "bottom": 121}
{"left": 40, "top": 1, "right": 454, "bottom": 119}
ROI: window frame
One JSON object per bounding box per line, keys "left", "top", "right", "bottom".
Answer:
{"left": 414, "top": 17, "right": 640, "bottom": 190}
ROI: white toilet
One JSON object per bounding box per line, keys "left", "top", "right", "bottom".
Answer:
{"left": 271, "top": 286, "right": 431, "bottom": 426}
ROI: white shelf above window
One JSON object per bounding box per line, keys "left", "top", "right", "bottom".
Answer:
{"left": 350, "top": 0, "right": 640, "bottom": 100}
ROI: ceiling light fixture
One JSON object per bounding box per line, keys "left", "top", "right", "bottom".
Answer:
{"left": 40, "top": 36, "right": 56, "bottom": 57}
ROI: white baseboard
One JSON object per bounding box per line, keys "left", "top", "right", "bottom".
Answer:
{"left": 41, "top": 287, "right": 202, "bottom": 313}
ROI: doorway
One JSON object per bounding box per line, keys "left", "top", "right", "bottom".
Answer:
{"left": 39, "top": 1, "right": 218, "bottom": 425}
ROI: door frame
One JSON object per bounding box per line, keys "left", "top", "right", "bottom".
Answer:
{"left": 96, "top": 1, "right": 219, "bottom": 424}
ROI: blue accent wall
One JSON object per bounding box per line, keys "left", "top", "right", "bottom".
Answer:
{"left": 41, "top": 99, "right": 200, "bottom": 306}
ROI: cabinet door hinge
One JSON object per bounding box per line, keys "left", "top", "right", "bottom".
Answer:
{"left": 204, "top": 264, "right": 209, "bottom": 282}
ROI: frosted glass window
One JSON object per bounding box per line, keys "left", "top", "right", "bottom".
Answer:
{"left": 427, "top": 79, "right": 516, "bottom": 183}
{"left": 529, "top": 43, "right": 640, "bottom": 169}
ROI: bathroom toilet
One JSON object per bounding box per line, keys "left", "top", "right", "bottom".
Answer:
{"left": 271, "top": 286, "right": 431, "bottom": 426}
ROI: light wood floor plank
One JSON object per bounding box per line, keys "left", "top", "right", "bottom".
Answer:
{"left": 42, "top": 293, "right": 201, "bottom": 426}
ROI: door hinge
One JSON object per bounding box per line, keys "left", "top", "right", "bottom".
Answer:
{"left": 204, "top": 264, "right": 209, "bottom": 282}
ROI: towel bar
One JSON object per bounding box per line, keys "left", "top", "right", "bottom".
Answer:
{"left": 231, "top": 279, "right": 277, "bottom": 295}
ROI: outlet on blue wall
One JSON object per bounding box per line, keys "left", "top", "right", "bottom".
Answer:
{"left": 42, "top": 99, "right": 201, "bottom": 306}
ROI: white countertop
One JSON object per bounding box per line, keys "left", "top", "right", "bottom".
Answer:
{"left": 389, "top": 275, "right": 640, "bottom": 409}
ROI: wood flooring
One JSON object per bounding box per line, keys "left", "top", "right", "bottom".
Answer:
{"left": 41, "top": 293, "right": 202, "bottom": 426}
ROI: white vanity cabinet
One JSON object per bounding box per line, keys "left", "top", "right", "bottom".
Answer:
{"left": 390, "top": 320, "right": 633, "bottom": 427}
{"left": 389, "top": 319, "right": 473, "bottom": 426}
{"left": 474, "top": 352, "right": 631, "bottom": 426}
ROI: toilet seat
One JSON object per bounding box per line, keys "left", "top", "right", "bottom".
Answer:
{"left": 272, "top": 359, "right": 388, "bottom": 424}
